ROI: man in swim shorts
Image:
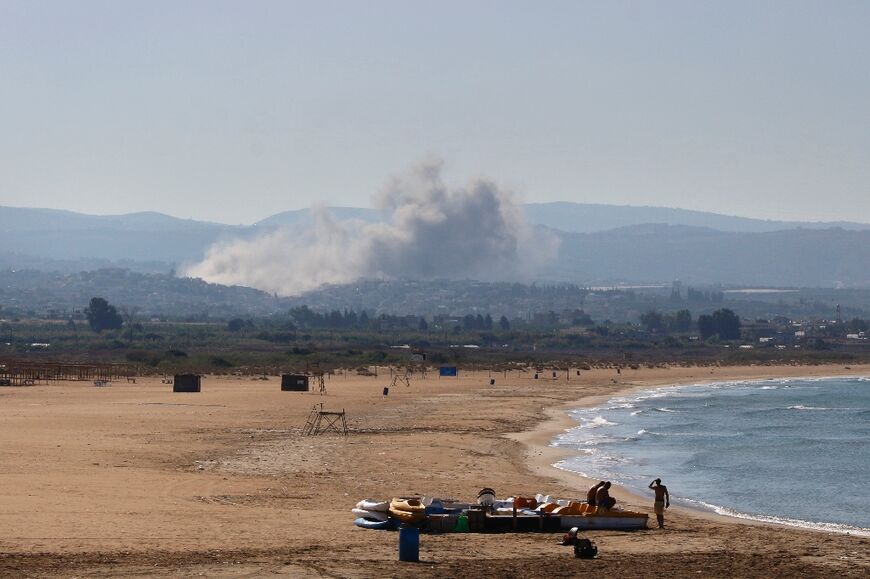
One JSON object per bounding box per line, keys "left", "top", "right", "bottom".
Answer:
{"left": 649, "top": 478, "right": 670, "bottom": 528}
{"left": 586, "top": 481, "right": 605, "bottom": 507}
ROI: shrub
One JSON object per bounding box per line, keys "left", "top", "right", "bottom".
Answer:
{"left": 211, "top": 356, "right": 234, "bottom": 368}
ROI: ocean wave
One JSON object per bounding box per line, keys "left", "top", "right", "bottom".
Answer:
{"left": 552, "top": 460, "right": 594, "bottom": 479}
{"left": 556, "top": 374, "right": 870, "bottom": 536}
{"left": 681, "top": 498, "right": 870, "bottom": 538}
{"left": 585, "top": 375, "right": 865, "bottom": 415}
{"left": 581, "top": 416, "right": 618, "bottom": 428}
{"left": 555, "top": 457, "right": 645, "bottom": 483}
{"left": 555, "top": 431, "right": 639, "bottom": 447}
{"left": 636, "top": 429, "right": 689, "bottom": 437}
{"left": 640, "top": 429, "right": 723, "bottom": 439}
{"left": 582, "top": 435, "right": 633, "bottom": 446}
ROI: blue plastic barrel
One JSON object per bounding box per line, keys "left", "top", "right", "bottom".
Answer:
{"left": 398, "top": 526, "right": 419, "bottom": 562}
{"left": 383, "top": 387, "right": 389, "bottom": 396}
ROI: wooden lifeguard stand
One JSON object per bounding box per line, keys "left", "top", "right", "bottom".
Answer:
{"left": 388, "top": 366, "right": 412, "bottom": 390}
{"left": 302, "top": 403, "right": 348, "bottom": 436}
{"left": 306, "top": 360, "right": 327, "bottom": 395}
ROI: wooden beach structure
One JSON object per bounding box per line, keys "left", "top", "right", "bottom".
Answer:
{"left": 0, "top": 359, "right": 132, "bottom": 386}
{"left": 302, "top": 403, "right": 348, "bottom": 436}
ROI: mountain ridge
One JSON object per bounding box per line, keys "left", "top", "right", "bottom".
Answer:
{"left": 4, "top": 203, "right": 868, "bottom": 233}
{"left": 2, "top": 204, "right": 868, "bottom": 288}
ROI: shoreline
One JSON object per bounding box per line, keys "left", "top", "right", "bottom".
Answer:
{"left": 1, "top": 363, "right": 869, "bottom": 576}
{"left": 511, "top": 364, "right": 870, "bottom": 535}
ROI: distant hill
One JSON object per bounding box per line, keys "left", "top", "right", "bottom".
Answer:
{"left": 255, "top": 206, "right": 381, "bottom": 228}
{"left": 0, "top": 206, "right": 230, "bottom": 233}
{"left": 0, "top": 268, "right": 289, "bottom": 318}
{"left": 1, "top": 204, "right": 869, "bottom": 288}
{"left": 0, "top": 206, "right": 247, "bottom": 266}
{"left": 552, "top": 224, "right": 870, "bottom": 287}
{"left": 255, "top": 203, "right": 870, "bottom": 233}
{"left": 522, "top": 202, "right": 870, "bottom": 234}
{"left": 0, "top": 251, "right": 172, "bottom": 274}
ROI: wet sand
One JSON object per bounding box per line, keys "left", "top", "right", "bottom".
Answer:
{"left": 0, "top": 364, "right": 867, "bottom": 577}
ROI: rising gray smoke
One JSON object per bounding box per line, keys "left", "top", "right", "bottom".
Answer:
{"left": 185, "top": 160, "right": 559, "bottom": 296}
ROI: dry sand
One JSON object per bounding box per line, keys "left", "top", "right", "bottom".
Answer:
{"left": 0, "top": 364, "right": 868, "bottom": 577}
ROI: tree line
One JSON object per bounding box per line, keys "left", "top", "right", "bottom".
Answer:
{"left": 640, "top": 308, "right": 741, "bottom": 340}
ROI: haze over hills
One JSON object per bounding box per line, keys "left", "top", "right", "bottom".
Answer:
{"left": 1, "top": 203, "right": 869, "bottom": 289}
{"left": 0, "top": 206, "right": 235, "bottom": 232}
{"left": 522, "top": 203, "right": 870, "bottom": 234}
{"left": 253, "top": 203, "right": 870, "bottom": 234}
{"left": 551, "top": 225, "right": 870, "bottom": 287}
{"left": 0, "top": 206, "right": 244, "bottom": 267}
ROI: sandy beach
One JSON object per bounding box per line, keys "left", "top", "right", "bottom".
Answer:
{"left": 0, "top": 363, "right": 868, "bottom": 577}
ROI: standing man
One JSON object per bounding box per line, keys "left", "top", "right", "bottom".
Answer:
{"left": 649, "top": 478, "right": 670, "bottom": 528}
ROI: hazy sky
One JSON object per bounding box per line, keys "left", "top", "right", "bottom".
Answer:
{"left": 1, "top": 0, "right": 868, "bottom": 224}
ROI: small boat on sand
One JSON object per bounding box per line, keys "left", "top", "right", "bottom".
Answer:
{"left": 559, "top": 511, "right": 649, "bottom": 531}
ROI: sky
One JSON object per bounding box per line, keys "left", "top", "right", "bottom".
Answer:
{"left": 1, "top": 0, "right": 868, "bottom": 225}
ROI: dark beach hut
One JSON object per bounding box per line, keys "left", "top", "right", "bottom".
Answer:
{"left": 173, "top": 374, "right": 201, "bottom": 392}
{"left": 281, "top": 374, "right": 309, "bottom": 392}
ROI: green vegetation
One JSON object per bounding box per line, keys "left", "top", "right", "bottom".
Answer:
{"left": 84, "top": 297, "right": 123, "bottom": 333}
{"left": 697, "top": 309, "right": 741, "bottom": 340}
{"left": 1, "top": 306, "right": 867, "bottom": 374}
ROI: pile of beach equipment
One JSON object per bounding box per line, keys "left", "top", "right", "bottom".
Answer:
{"left": 353, "top": 498, "right": 425, "bottom": 530}
{"left": 353, "top": 489, "right": 648, "bottom": 533}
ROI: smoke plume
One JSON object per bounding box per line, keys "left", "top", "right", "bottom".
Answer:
{"left": 185, "top": 160, "right": 559, "bottom": 296}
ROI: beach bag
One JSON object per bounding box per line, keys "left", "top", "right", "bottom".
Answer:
{"left": 561, "top": 526, "right": 580, "bottom": 546}
{"left": 574, "top": 538, "right": 598, "bottom": 559}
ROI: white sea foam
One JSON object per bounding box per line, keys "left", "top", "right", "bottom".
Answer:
{"left": 555, "top": 374, "right": 870, "bottom": 534}
{"left": 582, "top": 416, "right": 617, "bottom": 428}
{"left": 682, "top": 498, "right": 870, "bottom": 538}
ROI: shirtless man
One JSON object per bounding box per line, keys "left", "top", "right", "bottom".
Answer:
{"left": 595, "top": 481, "right": 616, "bottom": 510}
{"left": 649, "top": 478, "right": 670, "bottom": 528}
{"left": 586, "top": 481, "right": 605, "bottom": 507}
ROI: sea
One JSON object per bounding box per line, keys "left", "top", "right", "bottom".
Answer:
{"left": 552, "top": 376, "right": 870, "bottom": 536}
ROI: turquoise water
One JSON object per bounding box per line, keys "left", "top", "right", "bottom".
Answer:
{"left": 553, "top": 376, "right": 870, "bottom": 535}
